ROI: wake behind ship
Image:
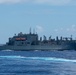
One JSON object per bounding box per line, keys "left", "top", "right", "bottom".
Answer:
{"left": 0, "top": 30, "right": 76, "bottom": 51}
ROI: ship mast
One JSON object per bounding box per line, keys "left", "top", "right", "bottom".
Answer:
{"left": 29, "top": 27, "right": 32, "bottom": 34}
{"left": 33, "top": 28, "right": 35, "bottom": 34}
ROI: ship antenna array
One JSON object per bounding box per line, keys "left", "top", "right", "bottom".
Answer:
{"left": 33, "top": 28, "right": 35, "bottom": 34}
{"left": 29, "top": 28, "right": 36, "bottom": 34}
{"left": 29, "top": 27, "right": 31, "bottom": 34}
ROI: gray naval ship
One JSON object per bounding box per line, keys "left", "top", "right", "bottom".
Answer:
{"left": 0, "top": 30, "right": 76, "bottom": 51}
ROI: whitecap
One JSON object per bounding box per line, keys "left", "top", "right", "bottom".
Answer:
{"left": 0, "top": 56, "right": 76, "bottom": 63}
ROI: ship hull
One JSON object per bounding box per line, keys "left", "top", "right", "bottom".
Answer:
{"left": 0, "top": 44, "right": 76, "bottom": 51}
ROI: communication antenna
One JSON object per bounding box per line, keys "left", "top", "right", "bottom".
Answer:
{"left": 33, "top": 28, "right": 35, "bottom": 34}
{"left": 29, "top": 27, "right": 32, "bottom": 34}
{"left": 71, "top": 35, "right": 72, "bottom": 38}
{"left": 71, "top": 35, "right": 73, "bottom": 40}
{"left": 14, "top": 34, "right": 16, "bottom": 36}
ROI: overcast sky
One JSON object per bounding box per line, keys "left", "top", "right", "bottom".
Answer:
{"left": 0, "top": 0, "right": 76, "bottom": 43}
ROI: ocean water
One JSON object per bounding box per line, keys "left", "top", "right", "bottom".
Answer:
{"left": 0, "top": 50, "right": 76, "bottom": 75}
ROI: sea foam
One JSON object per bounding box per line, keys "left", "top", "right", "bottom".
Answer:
{"left": 0, "top": 56, "right": 76, "bottom": 63}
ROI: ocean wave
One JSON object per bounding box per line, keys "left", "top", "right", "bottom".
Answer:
{"left": 0, "top": 56, "right": 76, "bottom": 63}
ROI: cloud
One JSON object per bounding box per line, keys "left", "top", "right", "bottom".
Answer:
{"left": 54, "top": 24, "right": 76, "bottom": 34}
{"left": 66, "top": 25, "right": 76, "bottom": 32}
{"left": 0, "top": 0, "right": 28, "bottom": 4}
{"left": 36, "top": 25, "right": 44, "bottom": 33}
{"left": 34, "top": 0, "right": 71, "bottom": 5}
{"left": 0, "top": 0, "right": 73, "bottom": 5}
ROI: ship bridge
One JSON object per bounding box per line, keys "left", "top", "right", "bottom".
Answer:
{"left": 8, "top": 32, "right": 38, "bottom": 46}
